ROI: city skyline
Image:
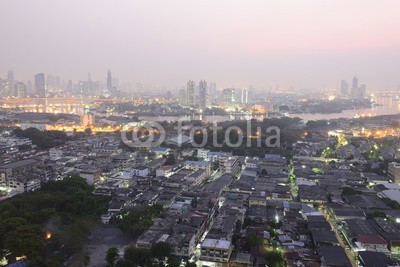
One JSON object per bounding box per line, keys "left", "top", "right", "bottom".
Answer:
{"left": 1, "top": 0, "right": 400, "bottom": 90}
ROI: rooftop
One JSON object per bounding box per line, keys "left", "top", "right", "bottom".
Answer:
{"left": 202, "top": 238, "right": 231, "bottom": 250}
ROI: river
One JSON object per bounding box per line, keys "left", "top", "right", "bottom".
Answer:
{"left": 139, "top": 96, "right": 400, "bottom": 123}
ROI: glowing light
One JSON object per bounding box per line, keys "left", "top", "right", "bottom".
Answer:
{"left": 45, "top": 231, "right": 52, "bottom": 240}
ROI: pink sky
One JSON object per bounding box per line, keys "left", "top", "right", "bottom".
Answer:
{"left": 1, "top": 0, "right": 399, "bottom": 90}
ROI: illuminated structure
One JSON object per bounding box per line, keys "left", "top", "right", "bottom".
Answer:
{"left": 81, "top": 106, "right": 95, "bottom": 127}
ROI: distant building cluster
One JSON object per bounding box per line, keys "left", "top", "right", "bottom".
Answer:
{"left": 0, "top": 69, "right": 123, "bottom": 99}
{"left": 340, "top": 76, "right": 367, "bottom": 99}
{"left": 222, "top": 87, "right": 249, "bottom": 106}
{"left": 178, "top": 80, "right": 215, "bottom": 109}
{"left": 178, "top": 80, "right": 249, "bottom": 109}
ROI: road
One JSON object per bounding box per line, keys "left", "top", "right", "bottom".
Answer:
{"left": 320, "top": 207, "right": 358, "bottom": 267}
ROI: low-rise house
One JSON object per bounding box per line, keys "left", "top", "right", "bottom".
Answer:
{"left": 357, "top": 234, "right": 389, "bottom": 254}
{"left": 201, "top": 238, "right": 233, "bottom": 264}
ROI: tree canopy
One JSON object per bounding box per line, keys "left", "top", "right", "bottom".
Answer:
{"left": 0, "top": 176, "right": 109, "bottom": 265}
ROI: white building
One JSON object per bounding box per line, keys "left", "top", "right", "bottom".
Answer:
{"left": 388, "top": 162, "right": 400, "bottom": 183}
{"left": 201, "top": 238, "right": 233, "bottom": 263}
{"left": 49, "top": 148, "right": 63, "bottom": 160}
{"left": 219, "top": 156, "right": 240, "bottom": 175}
{"left": 245, "top": 159, "right": 258, "bottom": 169}
{"left": 132, "top": 166, "right": 149, "bottom": 177}
{"left": 197, "top": 149, "right": 210, "bottom": 159}
{"left": 184, "top": 161, "right": 212, "bottom": 176}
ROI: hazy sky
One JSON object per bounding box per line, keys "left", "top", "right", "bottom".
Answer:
{"left": 1, "top": 0, "right": 400, "bottom": 90}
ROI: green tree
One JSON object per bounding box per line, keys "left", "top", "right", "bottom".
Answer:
{"left": 106, "top": 247, "right": 119, "bottom": 266}
{"left": 245, "top": 233, "right": 263, "bottom": 250}
{"left": 186, "top": 262, "right": 196, "bottom": 267}
{"left": 164, "top": 154, "right": 176, "bottom": 165}
{"left": 265, "top": 251, "right": 285, "bottom": 267}
{"left": 4, "top": 225, "right": 44, "bottom": 261}
{"left": 150, "top": 242, "right": 171, "bottom": 260}
{"left": 366, "top": 211, "right": 386, "bottom": 219}
{"left": 167, "top": 257, "right": 180, "bottom": 267}
{"left": 124, "top": 246, "right": 152, "bottom": 266}
{"left": 242, "top": 218, "right": 254, "bottom": 229}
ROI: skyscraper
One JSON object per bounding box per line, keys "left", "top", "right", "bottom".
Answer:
{"left": 352, "top": 76, "right": 358, "bottom": 90}
{"left": 7, "top": 70, "right": 14, "bottom": 97}
{"left": 340, "top": 80, "right": 348, "bottom": 96}
{"left": 359, "top": 84, "right": 366, "bottom": 98}
{"left": 34, "top": 73, "right": 46, "bottom": 97}
{"left": 186, "top": 80, "right": 195, "bottom": 107}
{"left": 26, "top": 80, "right": 33, "bottom": 95}
{"left": 107, "top": 70, "right": 112, "bottom": 93}
{"left": 16, "top": 82, "right": 27, "bottom": 98}
{"left": 223, "top": 88, "right": 237, "bottom": 106}
{"left": 179, "top": 88, "right": 187, "bottom": 106}
{"left": 198, "top": 80, "right": 207, "bottom": 109}
{"left": 209, "top": 82, "right": 217, "bottom": 104}
{"left": 351, "top": 76, "right": 358, "bottom": 98}
{"left": 242, "top": 88, "right": 249, "bottom": 104}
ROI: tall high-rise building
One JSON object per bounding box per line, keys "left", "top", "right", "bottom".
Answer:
{"left": 359, "top": 84, "right": 366, "bottom": 98}
{"left": 0, "top": 79, "right": 7, "bottom": 98}
{"left": 223, "top": 88, "right": 237, "bottom": 106}
{"left": 340, "top": 80, "right": 349, "bottom": 96}
{"left": 16, "top": 82, "right": 27, "bottom": 98}
{"left": 186, "top": 80, "right": 196, "bottom": 107}
{"left": 66, "top": 80, "right": 73, "bottom": 92}
{"left": 351, "top": 76, "right": 358, "bottom": 97}
{"left": 242, "top": 88, "right": 249, "bottom": 104}
{"left": 26, "top": 80, "right": 33, "bottom": 95}
{"left": 7, "top": 70, "right": 15, "bottom": 97}
{"left": 34, "top": 73, "right": 46, "bottom": 97}
{"left": 179, "top": 88, "right": 187, "bottom": 106}
{"left": 352, "top": 76, "right": 358, "bottom": 89}
{"left": 107, "top": 70, "right": 112, "bottom": 93}
{"left": 46, "top": 74, "right": 61, "bottom": 93}
{"left": 223, "top": 88, "right": 248, "bottom": 106}
{"left": 198, "top": 80, "right": 207, "bottom": 109}
{"left": 209, "top": 82, "right": 217, "bottom": 103}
